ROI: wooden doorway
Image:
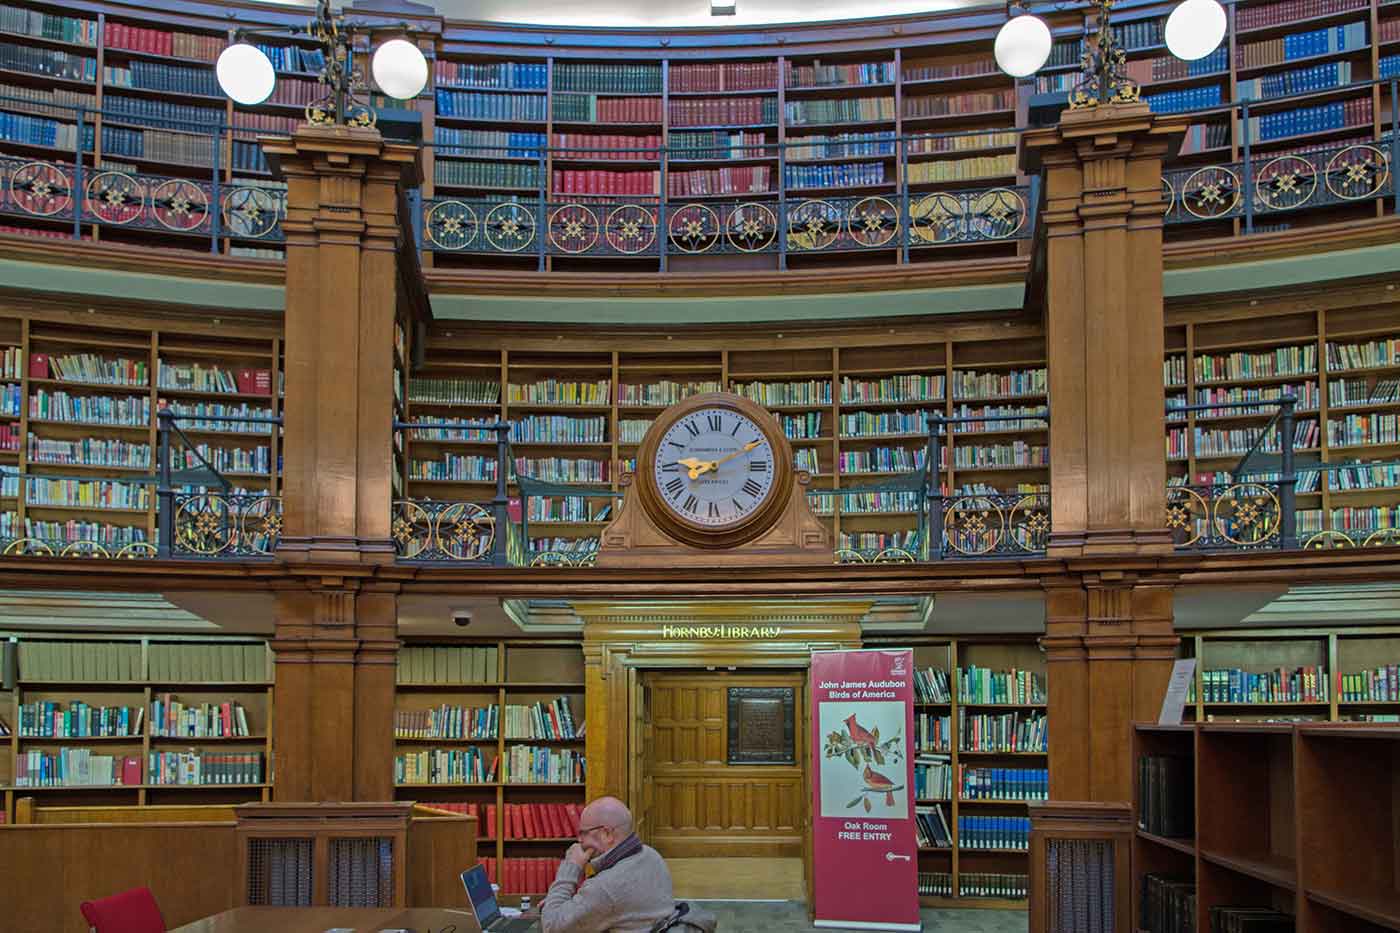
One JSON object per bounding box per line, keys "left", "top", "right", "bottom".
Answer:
{"left": 637, "top": 669, "right": 807, "bottom": 860}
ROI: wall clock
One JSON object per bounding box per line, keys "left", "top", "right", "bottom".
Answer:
{"left": 596, "top": 392, "right": 830, "bottom": 565}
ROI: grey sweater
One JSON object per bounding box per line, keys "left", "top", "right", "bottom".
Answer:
{"left": 540, "top": 844, "right": 674, "bottom": 933}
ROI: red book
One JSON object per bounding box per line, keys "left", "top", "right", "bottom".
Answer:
{"left": 220, "top": 702, "right": 232, "bottom": 737}
{"left": 525, "top": 804, "right": 541, "bottom": 838}
{"left": 548, "top": 803, "right": 567, "bottom": 838}
{"left": 121, "top": 755, "right": 140, "bottom": 786}
{"left": 28, "top": 353, "right": 48, "bottom": 379}
{"left": 486, "top": 804, "right": 498, "bottom": 839}
{"left": 536, "top": 859, "right": 549, "bottom": 894}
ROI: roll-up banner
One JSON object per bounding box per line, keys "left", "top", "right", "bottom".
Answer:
{"left": 811, "top": 648, "right": 920, "bottom": 931}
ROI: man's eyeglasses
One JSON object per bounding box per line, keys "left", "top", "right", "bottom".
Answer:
{"left": 577, "top": 824, "right": 615, "bottom": 837}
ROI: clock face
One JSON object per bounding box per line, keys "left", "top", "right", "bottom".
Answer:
{"left": 650, "top": 406, "right": 778, "bottom": 529}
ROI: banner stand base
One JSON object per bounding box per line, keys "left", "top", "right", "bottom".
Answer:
{"left": 814, "top": 920, "right": 922, "bottom": 931}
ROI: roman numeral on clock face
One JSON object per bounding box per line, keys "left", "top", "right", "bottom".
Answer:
{"left": 683, "top": 420, "right": 700, "bottom": 438}
{"left": 741, "top": 479, "right": 763, "bottom": 498}
{"left": 682, "top": 494, "right": 698, "bottom": 514}
{"left": 665, "top": 478, "right": 685, "bottom": 499}
{"left": 750, "top": 460, "right": 767, "bottom": 472}
{"left": 708, "top": 502, "right": 720, "bottom": 520}
{"left": 707, "top": 413, "right": 723, "bottom": 432}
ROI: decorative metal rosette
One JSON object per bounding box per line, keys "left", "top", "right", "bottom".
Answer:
{"left": 240, "top": 496, "right": 283, "bottom": 555}
{"left": 833, "top": 548, "right": 868, "bottom": 564}
{"left": 1161, "top": 176, "right": 1176, "bottom": 217}
{"left": 176, "top": 494, "right": 235, "bottom": 555}
{"left": 1009, "top": 494, "right": 1051, "bottom": 553}
{"left": 1363, "top": 528, "right": 1400, "bottom": 548}
{"left": 1304, "top": 530, "right": 1354, "bottom": 549}
{"left": 1325, "top": 145, "right": 1389, "bottom": 201}
{"left": 484, "top": 202, "right": 536, "bottom": 252}
{"left": 668, "top": 203, "right": 721, "bottom": 254}
{"left": 847, "top": 196, "right": 899, "bottom": 248}
{"left": 1254, "top": 155, "right": 1316, "bottom": 212}
{"left": 910, "top": 192, "right": 963, "bottom": 245}
{"left": 943, "top": 496, "right": 1006, "bottom": 556}
{"left": 10, "top": 161, "right": 72, "bottom": 216}
{"left": 530, "top": 551, "right": 576, "bottom": 568}
{"left": 548, "top": 203, "right": 600, "bottom": 254}
{"left": 433, "top": 502, "right": 495, "bottom": 561}
{"left": 967, "top": 188, "right": 1025, "bottom": 240}
{"left": 391, "top": 499, "right": 435, "bottom": 559}
{"left": 1211, "top": 483, "right": 1279, "bottom": 546}
{"left": 116, "top": 542, "right": 158, "bottom": 559}
{"left": 60, "top": 540, "right": 110, "bottom": 558}
{"left": 425, "top": 200, "right": 479, "bottom": 250}
{"left": 85, "top": 171, "right": 145, "bottom": 225}
{"left": 604, "top": 204, "right": 656, "bottom": 254}
{"left": 873, "top": 547, "right": 916, "bottom": 563}
{"left": 3, "top": 538, "right": 54, "bottom": 556}
{"left": 151, "top": 178, "right": 210, "bottom": 232}
{"left": 1181, "top": 166, "right": 1240, "bottom": 219}
{"left": 725, "top": 201, "right": 777, "bottom": 252}
{"left": 222, "top": 186, "right": 281, "bottom": 239}
{"left": 1166, "top": 486, "right": 1210, "bottom": 548}
{"left": 787, "top": 199, "right": 842, "bottom": 251}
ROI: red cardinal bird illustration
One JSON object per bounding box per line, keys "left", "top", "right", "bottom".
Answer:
{"left": 863, "top": 764, "right": 898, "bottom": 807}
{"left": 845, "top": 713, "right": 878, "bottom": 751}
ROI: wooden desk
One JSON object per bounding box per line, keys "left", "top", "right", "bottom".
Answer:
{"left": 168, "top": 907, "right": 485, "bottom": 933}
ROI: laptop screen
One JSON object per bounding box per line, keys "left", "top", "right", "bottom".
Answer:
{"left": 461, "top": 865, "right": 501, "bottom": 924}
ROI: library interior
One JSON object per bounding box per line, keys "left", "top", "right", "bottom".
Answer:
{"left": 2, "top": 0, "right": 1400, "bottom": 929}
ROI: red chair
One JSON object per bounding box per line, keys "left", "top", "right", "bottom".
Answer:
{"left": 79, "top": 887, "right": 167, "bottom": 933}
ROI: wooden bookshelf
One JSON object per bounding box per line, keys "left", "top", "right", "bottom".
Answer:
{"left": 0, "top": 307, "right": 282, "bottom": 552}
{"left": 1178, "top": 626, "right": 1400, "bottom": 723}
{"left": 1133, "top": 721, "right": 1400, "bottom": 932}
{"left": 1165, "top": 304, "right": 1400, "bottom": 544}
{"left": 0, "top": 632, "right": 273, "bottom": 823}
{"left": 402, "top": 330, "right": 1047, "bottom": 557}
{"left": 864, "top": 635, "right": 1047, "bottom": 910}
{"left": 393, "top": 638, "right": 585, "bottom": 903}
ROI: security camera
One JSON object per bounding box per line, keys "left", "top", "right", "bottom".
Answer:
{"left": 452, "top": 609, "right": 473, "bottom": 628}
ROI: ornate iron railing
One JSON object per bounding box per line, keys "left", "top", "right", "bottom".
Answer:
{"left": 1166, "top": 481, "right": 1284, "bottom": 550}
{"left": 171, "top": 491, "right": 283, "bottom": 557}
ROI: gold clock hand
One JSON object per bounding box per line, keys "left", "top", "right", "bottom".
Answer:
{"left": 709, "top": 440, "right": 761, "bottom": 470}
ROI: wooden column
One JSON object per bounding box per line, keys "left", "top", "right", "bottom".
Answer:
{"left": 261, "top": 124, "right": 417, "bottom": 803}
{"left": 263, "top": 125, "right": 419, "bottom": 564}
{"left": 1023, "top": 103, "right": 1186, "bottom": 558}
{"left": 1022, "top": 105, "right": 1187, "bottom": 803}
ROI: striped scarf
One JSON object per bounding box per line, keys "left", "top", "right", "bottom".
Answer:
{"left": 592, "top": 832, "right": 644, "bottom": 873}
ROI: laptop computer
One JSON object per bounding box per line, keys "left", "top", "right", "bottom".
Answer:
{"left": 461, "top": 864, "right": 540, "bottom": 933}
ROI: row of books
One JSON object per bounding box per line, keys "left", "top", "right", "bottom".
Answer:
{"left": 170, "top": 443, "right": 272, "bottom": 476}
{"left": 435, "top": 90, "right": 547, "bottom": 122}
{"left": 786, "top": 61, "right": 894, "bottom": 88}
{"left": 509, "top": 415, "right": 606, "bottom": 445}
{"left": 513, "top": 456, "right": 610, "bottom": 484}
{"left": 1111, "top": 16, "right": 1165, "bottom": 51}
{"left": 436, "top": 128, "right": 546, "bottom": 160}
{"left": 917, "top": 872, "right": 954, "bottom": 897}
{"left": 1243, "top": 97, "right": 1372, "bottom": 144}
{"left": 0, "top": 422, "right": 15, "bottom": 450}
{"left": 1198, "top": 665, "right": 1328, "bottom": 703}
{"left": 671, "top": 130, "right": 766, "bottom": 161}
{"left": 104, "top": 60, "right": 218, "bottom": 97}
{"left": 778, "top": 411, "right": 825, "bottom": 439}
{"left": 960, "top": 710, "right": 1047, "bottom": 753}
{"left": 1327, "top": 463, "right": 1400, "bottom": 491}
{"left": 397, "top": 645, "right": 499, "bottom": 684}
{"left": 669, "top": 97, "right": 778, "bottom": 128}
{"left": 914, "top": 712, "right": 951, "bottom": 752}
{"left": 1328, "top": 338, "right": 1400, "bottom": 371}
{"left": 492, "top": 802, "right": 584, "bottom": 839}
{"left": 903, "top": 58, "right": 998, "bottom": 83}
{"left": 1239, "top": 0, "right": 1367, "bottom": 31}
{"left": 435, "top": 160, "right": 540, "bottom": 190}
{"left": 494, "top": 858, "right": 561, "bottom": 895}
{"left": 395, "top": 704, "right": 499, "bottom": 740}
{"left": 915, "top": 665, "right": 953, "bottom": 703}
{"left": 1238, "top": 60, "right": 1352, "bottom": 101}
{"left": 906, "top": 154, "right": 1017, "bottom": 184}
{"left": 1338, "top": 665, "right": 1400, "bottom": 701}
{"left": 27, "top": 435, "right": 151, "bottom": 468}
{"left": 1329, "top": 505, "right": 1400, "bottom": 531}
{"left": 785, "top": 98, "right": 896, "bottom": 126}
{"left": 407, "top": 378, "right": 500, "bottom": 406}
{"left": 915, "top": 803, "right": 953, "bottom": 848}
{"left": 148, "top": 751, "right": 263, "bottom": 785}
{"left": 408, "top": 419, "right": 495, "bottom": 443}
{"left": 950, "top": 406, "right": 1047, "bottom": 434}
{"left": 1237, "top": 22, "right": 1368, "bottom": 71}
{"left": 810, "top": 492, "right": 923, "bottom": 515}
{"left": 396, "top": 746, "right": 498, "bottom": 785}
{"left": 1141, "top": 874, "right": 1195, "bottom": 933}
{"left": 150, "top": 696, "right": 251, "bottom": 738}
{"left": 903, "top": 90, "right": 1015, "bottom": 120}
{"left": 838, "top": 529, "right": 919, "bottom": 551}
{"left": 1145, "top": 85, "right": 1223, "bottom": 115}
{"left": 528, "top": 536, "right": 599, "bottom": 554}
{"left": 248, "top": 44, "right": 325, "bottom": 75}
{"left": 508, "top": 379, "right": 610, "bottom": 406}
{"left": 434, "top": 61, "right": 547, "bottom": 91}
{"left": 23, "top": 477, "right": 151, "bottom": 509}
{"left": 29, "top": 390, "right": 150, "bottom": 427}
{"left": 670, "top": 62, "right": 778, "bottom": 93}
{"left": 1195, "top": 346, "right": 1317, "bottom": 382}
{"left": 838, "top": 410, "right": 930, "bottom": 437}
{"left": 907, "top": 130, "right": 1017, "bottom": 156}
{"left": 0, "top": 5, "right": 96, "bottom": 44}
{"left": 1330, "top": 376, "right": 1400, "bottom": 407}
{"left": 958, "top": 666, "right": 1045, "bottom": 705}
{"left": 616, "top": 380, "right": 719, "bottom": 407}
{"left": 1139, "top": 754, "right": 1193, "bottom": 838}
{"left": 788, "top": 131, "right": 892, "bottom": 161}
{"left": 230, "top": 140, "right": 270, "bottom": 174}
{"left": 552, "top": 132, "right": 663, "bottom": 161}
{"left": 1179, "top": 122, "right": 1231, "bottom": 155}
{"left": 959, "top": 765, "right": 1048, "bottom": 801}
{"left": 1167, "top": 421, "right": 1319, "bottom": 459}
{"left": 18, "top": 701, "right": 141, "bottom": 737}
{"left": 617, "top": 420, "right": 651, "bottom": 445}
{"left": 163, "top": 401, "right": 276, "bottom": 435}
{"left": 958, "top": 873, "right": 1028, "bottom": 900}
{"left": 0, "top": 42, "right": 93, "bottom": 82}
{"left": 550, "top": 168, "right": 659, "bottom": 196}
{"left": 784, "top": 161, "right": 885, "bottom": 190}
{"left": 666, "top": 166, "right": 771, "bottom": 197}
{"left": 553, "top": 95, "right": 662, "bottom": 124}
{"left": 957, "top": 815, "right": 1029, "bottom": 850}
{"left": 505, "top": 745, "right": 585, "bottom": 784}
{"left": 733, "top": 379, "right": 832, "bottom": 407}
{"left": 409, "top": 454, "right": 496, "bottom": 483}
{"left": 949, "top": 369, "right": 1047, "bottom": 400}
{"left": 837, "top": 447, "right": 923, "bottom": 474}
{"left": 1192, "top": 382, "right": 1319, "bottom": 413}
{"left": 553, "top": 62, "right": 661, "bottom": 95}
{"left": 915, "top": 754, "right": 953, "bottom": 800}
{"left": 103, "top": 93, "right": 221, "bottom": 130}
{"left": 32, "top": 353, "right": 148, "bottom": 386}
{"left": 502, "top": 697, "right": 580, "bottom": 740}
{"left": 1327, "top": 412, "right": 1400, "bottom": 446}
{"left": 16, "top": 748, "right": 139, "bottom": 786}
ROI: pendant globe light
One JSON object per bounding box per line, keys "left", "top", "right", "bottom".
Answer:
{"left": 1165, "top": 0, "right": 1228, "bottom": 61}
{"left": 216, "top": 43, "right": 276, "bottom": 106}
{"left": 370, "top": 38, "right": 430, "bottom": 101}
{"left": 994, "top": 9, "right": 1053, "bottom": 79}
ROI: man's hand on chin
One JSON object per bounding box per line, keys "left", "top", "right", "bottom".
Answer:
{"left": 565, "top": 843, "right": 591, "bottom": 868}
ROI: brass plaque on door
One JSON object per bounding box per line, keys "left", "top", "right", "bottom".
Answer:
{"left": 727, "top": 686, "right": 796, "bottom": 765}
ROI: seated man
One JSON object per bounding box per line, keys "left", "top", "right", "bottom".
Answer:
{"left": 540, "top": 795, "right": 673, "bottom": 933}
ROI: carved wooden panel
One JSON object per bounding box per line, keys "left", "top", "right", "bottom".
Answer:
{"left": 642, "top": 672, "right": 805, "bottom": 857}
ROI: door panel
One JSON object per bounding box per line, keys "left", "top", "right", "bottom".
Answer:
{"left": 641, "top": 670, "right": 805, "bottom": 858}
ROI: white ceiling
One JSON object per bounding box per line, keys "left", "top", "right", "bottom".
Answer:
{"left": 286, "top": 0, "right": 997, "bottom": 31}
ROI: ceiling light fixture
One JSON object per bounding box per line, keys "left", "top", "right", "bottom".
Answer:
{"left": 712, "top": 0, "right": 737, "bottom": 15}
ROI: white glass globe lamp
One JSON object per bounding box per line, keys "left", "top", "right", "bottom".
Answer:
{"left": 216, "top": 43, "right": 276, "bottom": 106}
{"left": 994, "top": 13, "right": 1053, "bottom": 79}
{"left": 1165, "top": 0, "right": 1227, "bottom": 61}
{"left": 371, "top": 39, "right": 430, "bottom": 101}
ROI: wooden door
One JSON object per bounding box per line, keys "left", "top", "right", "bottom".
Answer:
{"left": 640, "top": 670, "right": 806, "bottom": 858}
